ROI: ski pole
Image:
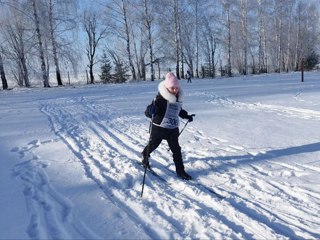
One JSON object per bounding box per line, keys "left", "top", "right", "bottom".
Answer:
{"left": 141, "top": 104, "right": 155, "bottom": 198}
{"left": 179, "top": 114, "right": 195, "bottom": 136}
{"left": 167, "top": 114, "right": 195, "bottom": 152}
{"left": 141, "top": 160, "right": 148, "bottom": 197}
{"left": 179, "top": 120, "right": 189, "bottom": 136}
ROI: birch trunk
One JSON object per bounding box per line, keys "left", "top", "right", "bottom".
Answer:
{"left": 276, "top": 3, "right": 283, "bottom": 72}
{"left": 224, "top": 1, "right": 232, "bottom": 77}
{"left": 32, "top": 0, "right": 50, "bottom": 87}
{"left": 195, "top": 0, "right": 199, "bottom": 78}
{"left": 144, "top": 0, "right": 154, "bottom": 81}
{"left": 240, "top": 0, "right": 248, "bottom": 75}
{"left": 49, "top": 0, "right": 62, "bottom": 86}
{"left": 294, "top": 3, "right": 302, "bottom": 71}
{"left": 121, "top": 0, "right": 136, "bottom": 80}
{"left": 258, "top": 0, "right": 267, "bottom": 73}
{"left": 0, "top": 50, "right": 8, "bottom": 90}
{"left": 174, "top": 0, "right": 180, "bottom": 78}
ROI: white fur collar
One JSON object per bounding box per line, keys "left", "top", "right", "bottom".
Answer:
{"left": 158, "top": 81, "right": 183, "bottom": 103}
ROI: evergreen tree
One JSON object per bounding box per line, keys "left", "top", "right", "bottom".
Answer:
{"left": 113, "top": 60, "right": 129, "bottom": 83}
{"left": 305, "top": 51, "right": 319, "bottom": 71}
{"left": 108, "top": 50, "right": 129, "bottom": 83}
{"left": 100, "top": 51, "right": 112, "bottom": 83}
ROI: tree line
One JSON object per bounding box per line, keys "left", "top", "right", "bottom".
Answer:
{"left": 0, "top": 0, "right": 319, "bottom": 89}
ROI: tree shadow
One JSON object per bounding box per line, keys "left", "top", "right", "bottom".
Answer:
{"left": 193, "top": 142, "right": 320, "bottom": 174}
{"left": 190, "top": 142, "right": 320, "bottom": 239}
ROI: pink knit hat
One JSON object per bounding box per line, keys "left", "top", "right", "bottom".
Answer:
{"left": 164, "top": 72, "right": 180, "bottom": 88}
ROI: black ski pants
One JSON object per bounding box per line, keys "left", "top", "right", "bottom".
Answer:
{"left": 142, "top": 125, "right": 185, "bottom": 173}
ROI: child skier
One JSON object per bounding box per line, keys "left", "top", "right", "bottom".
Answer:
{"left": 142, "top": 72, "right": 194, "bottom": 180}
{"left": 186, "top": 70, "right": 192, "bottom": 83}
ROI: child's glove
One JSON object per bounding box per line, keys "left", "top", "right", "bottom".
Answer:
{"left": 187, "top": 114, "right": 195, "bottom": 122}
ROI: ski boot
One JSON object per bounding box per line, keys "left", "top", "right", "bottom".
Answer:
{"left": 177, "top": 171, "right": 192, "bottom": 180}
{"left": 141, "top": 153, "right": 150, "bottom": 169}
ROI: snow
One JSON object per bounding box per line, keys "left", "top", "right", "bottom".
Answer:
{"left": 0, "top": 72, "right": 319, "bottom": 239}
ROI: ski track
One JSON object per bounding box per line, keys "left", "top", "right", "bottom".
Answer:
{"left": 94, "top": 96, "right": 320, "bottom": 239}
{"left": 116, "top": 121, "right": 319, "bottom": 239}
{"left": 106, "top": 101, "right": 319, "bottom": 239}
{"left": 202, "top": 92, "right": 320, "bottom": 120}
{"left": 12, "top": 95, "right": 320, "bottom": 239}
{"left": 75, "top": 99, "right": 279, "bottom": 239}
{"left": 11, "top": 141, "right": 99, "bottom": 239}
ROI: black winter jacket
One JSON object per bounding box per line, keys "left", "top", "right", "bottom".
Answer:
{"left": 145, "top": 81, "right": 189, "bottom": 128}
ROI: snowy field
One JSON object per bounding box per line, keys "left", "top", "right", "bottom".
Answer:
{"left": 0, "top": 72, "right": 319, "bottom": 239}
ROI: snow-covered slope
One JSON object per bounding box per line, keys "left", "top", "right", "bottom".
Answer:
{"left": 0, "top": 72, "right": 319, "bottom": 239}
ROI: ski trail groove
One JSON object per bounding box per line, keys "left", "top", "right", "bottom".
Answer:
{"left": 89, "top": 110, "right": 289, "bottom": 239}
{"left": 11, "top": 143, "right": 99, "bottom": 239}
{"left": 66, "top": 98, "right": 279, "bottom": 238}
{"left": 37, "top": 96, "right": 319, "bottom": 239}
{"left": 204, "top": 92, "right": 320, "bottom": 120}
{"left": 41, "top": 103, "right": 169, "bottom": 239}
{"left": 109, "top": 110, "right": 320, "bottom": 239}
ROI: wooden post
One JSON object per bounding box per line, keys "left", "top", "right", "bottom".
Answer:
{"left": 301, "top": 58, "right": 304, "bottom": 82}
{"left": 68, "top": 71, "right": 71, "bottom": 85}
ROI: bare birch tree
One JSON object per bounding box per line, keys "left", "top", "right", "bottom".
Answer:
{"left": 31, "top": 0, "right": 49, "bottom": 87}
{"left": 1, "top": 1, "right": 31, "bottom": 87}
{"left": 1, "top": 1, "right": 30, "bottom": 87}
{"left": 121, "top": 0, "right": 136, "bottom": 80}
{"left": 222, "top": 0, "right": 233, "bottom": 77}
{"left": 48, "top": 0, "right": 62, "bottom": 86}
{"left": 240, "top": 0, "right": 248, "bottom": 75}
{"left": 173, "top": 0, "right": 180, "bottom": 78}
{"left": 194, "top": 0, "right": 200, "bottom": 78}
{"left": 5, "top": 23, "right": 30, "bottom": 87}
{"left": 181, "top": 9, "right": 195, "bottom": 77}
{"left": 144, "top": 0, "right": 155, "bottom": 81}
{"left": 83, "top": 10, "right": 108, "bottom": 84}
{"left": 258, "top": 0, "right": 268, "bottom": 73}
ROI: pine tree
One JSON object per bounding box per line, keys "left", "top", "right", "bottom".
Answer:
{"left": 113, "top": 60, "right": 128, "bottom": 83}
{"left": 108, "top": 50, "right": 129, "bottom": 83}
{"left": 100, "top": 52, "right": 112, "bottom": 83}
{"left": 305, "top": 51, "right": 319, "bottom": 71}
